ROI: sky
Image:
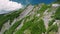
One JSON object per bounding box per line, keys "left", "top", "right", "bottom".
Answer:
{"left": 0, "top": 0, "right": 56, "bottom": 14}
{"left": 11, "top": 0, "right": 55, "bottom": 5}
{"left": 0, "top": 0, "right": 23, "bottom": 14}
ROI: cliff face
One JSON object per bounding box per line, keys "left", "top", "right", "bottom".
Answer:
{"left": 0, "top": 3, "right": 60, "bottom": 34}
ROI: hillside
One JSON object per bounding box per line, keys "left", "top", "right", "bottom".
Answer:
{"left": 0, "top": 1, "right": 60, "bottom": 34}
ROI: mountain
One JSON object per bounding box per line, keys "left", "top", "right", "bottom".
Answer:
{"left": 0, "top": 0, "right": 60, "bottom": 34}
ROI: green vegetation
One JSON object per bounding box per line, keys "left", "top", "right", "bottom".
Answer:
{"left": 0, "top": 15, "right": 10, "bottom": 30}
{"left": 9, "top": 9, "right": 23, "bottom": 24}
{"left": 0, "top": 9, "right": 23, "bottom": 31}
{"left": 4, "top": 18, "right": 24, "bottom": 34}
{"left": 48, "top": 19, "right": 55, "bottom": 26}
{"left": 0, "top": 3, "right": 59, "bottom": 34}
{"left": 37, "top": 4, "right": 50, "bottom": 15}
{"left": 47, "top": 23, "right": 58, "bottom": 34}
{"left": 54, "top": 7, "right": 60, "bottom": 20}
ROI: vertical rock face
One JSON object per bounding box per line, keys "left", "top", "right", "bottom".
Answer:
{"left": 0, "top": 4, "right": 60, "bottom": 34}
{"left": 0, "top": 20, "right": 10, "bottom": 34}
{"left": 0, "top": 5, "right": 34, "bottom": 34}
{"left": 18, "top": 5, "right": 34, "bottom": 20}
